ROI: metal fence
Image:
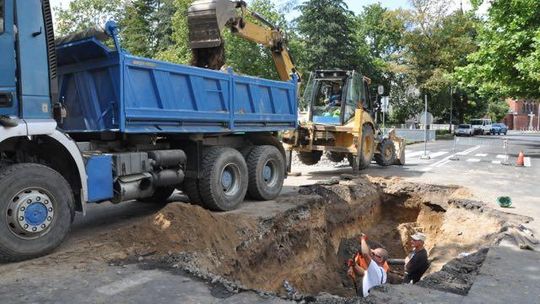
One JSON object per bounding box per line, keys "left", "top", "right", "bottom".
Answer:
{"left": 384, "top": 128, "right": 436, "bottom": 142}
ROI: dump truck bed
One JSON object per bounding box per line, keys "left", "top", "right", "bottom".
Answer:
{"left": 56, "top": 38, "right": 297, "bottom": 134}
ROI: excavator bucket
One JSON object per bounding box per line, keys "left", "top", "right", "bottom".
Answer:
{"left": 187, "top": 0, "right": 238, "bottom": 49}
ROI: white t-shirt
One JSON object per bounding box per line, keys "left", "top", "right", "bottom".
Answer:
{"left": 362, "top": 260, "right": 387, "bottom": 297}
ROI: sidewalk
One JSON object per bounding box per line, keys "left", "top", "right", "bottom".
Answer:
{"left": 463, "top": 241, "right": 540, "bottom": 304}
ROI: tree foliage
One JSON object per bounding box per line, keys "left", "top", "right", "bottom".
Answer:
{"left": 295, "top": 0, "right": 357, "bottom": 71}
{"left": 456, "top": 0, "right": 540, "bottom": 99}
{"left": 54, "top": 0, "right": 123, "bottom": 36}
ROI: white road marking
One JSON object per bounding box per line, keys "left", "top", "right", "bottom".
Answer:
{"left": 406, "top": 151, "right": 428, "bottom": 158}
{"left": 96, "top": 271, "right": 162, "bottom": 296}
{"left": 419, "top": 166, "right": 433, "bottom": 172}
{"left": 434, "top": 159, "right": 451, "bottom": 168}
{"left": 492, "top": 160, "right": 502, "bottom": 165}
{"left": 466, "top": 158, "right": 481, "bottom": 162}
{"left": 475, "top": 153, "right": 488, "bottom": 157}
{"left": 456, "top": 146, "right": 481, "bottom": 155}
{"left": 429, "top": 151, "right": 449, "bottom": 159}
{"left": 496, "top": 155, "right": 507, "bottom": 159}
{"left": 524, "top": 157, "right": 532, "bottom": 167}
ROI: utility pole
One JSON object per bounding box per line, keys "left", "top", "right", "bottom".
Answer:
{"left": 421, "top": 94, "right": 430, "bottom": 160}
{"left": 449, "top": 87, "right": 454, "bottom": 133}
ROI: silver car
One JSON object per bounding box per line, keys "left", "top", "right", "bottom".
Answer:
{"left": 455, "top": 124, "right": 474, "bottom": 136}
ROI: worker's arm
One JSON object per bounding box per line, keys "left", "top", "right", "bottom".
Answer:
{"left": 359, "top": 233, "right": 372, "bottom": 266}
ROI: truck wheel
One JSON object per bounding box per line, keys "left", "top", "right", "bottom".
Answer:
{"left": 182, "top": 178, "right": 203, "bottom": 206}
{"left": 298, "top": 151, "right": 323, "bottom": 165}
{"left": 326, "top": 151, "right": 345, "bottom": 163}
{"left": 247, "top": 145, "right": 285, "bottom": 201}
{"left": 374, "top": 139, "right": 396, "bottom": 166}
{"left": 0, "top": 164, "right": 74, "bottom": 262}
{"left": 358, "top": 125, "right": 375, "bottom": 170}
{"left": 200, "top": 147, "right": 248, "bottom": 211}
{"left": 140, "top": 187, "right": 175, "bottom": 204}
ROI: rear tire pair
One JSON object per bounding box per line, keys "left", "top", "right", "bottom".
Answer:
{"left": 183, "top": 145, "right": 284, "bottom": 211}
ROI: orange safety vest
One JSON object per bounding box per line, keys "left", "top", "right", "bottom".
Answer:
{"left": 354, "top": 253, "right": 390, "bottom": 272}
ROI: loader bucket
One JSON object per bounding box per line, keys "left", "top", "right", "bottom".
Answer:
{"left": 188, "top": 0, "right": 238, "bottom": 49}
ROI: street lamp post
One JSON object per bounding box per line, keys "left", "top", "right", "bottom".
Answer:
{"left": 449, "top": 87, "right": 454, "bottom": 133}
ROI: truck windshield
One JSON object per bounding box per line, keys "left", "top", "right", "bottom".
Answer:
{"left": 470, "top": 119, "right": 483, "bottom": 125}
{"left": 0, "top": 0, "right": 4, "bottom": 33}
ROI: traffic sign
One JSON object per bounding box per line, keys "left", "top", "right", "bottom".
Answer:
{"left": 381, "top": 96, "right": 390, "bottom": 113}
{"left": 419, "top": 111, "right": 433, "bottom": 125}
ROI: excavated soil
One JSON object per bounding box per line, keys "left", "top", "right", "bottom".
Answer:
{"left": 83, "top": 176, "right": 531, "bottom": 299}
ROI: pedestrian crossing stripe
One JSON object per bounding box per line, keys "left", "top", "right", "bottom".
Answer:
{"left": 496, "top": 155, "right": 506, "bottom": 159}
{"left": 475, "top": 153, "right": 488, "bottom": 157}
{"left": 492, "top": 160, "right": 502, "bottom": 165}
{"left": 466, "top": 158, "right": 481, "bottom": 162}
{"left": 429, "top": 151, "right": 448, "bottom": 159}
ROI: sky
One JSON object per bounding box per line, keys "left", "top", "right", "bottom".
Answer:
{"left": 50, "top": 0, "right": 413, "bottom": 13}
{"left": 50, "top": 0, "right": 485, "bottom": 17}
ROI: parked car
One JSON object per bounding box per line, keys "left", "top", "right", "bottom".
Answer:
{"left": 455, "top": 124, "right": 474, "bottom": 136}
{"left": 470, "top": 118, "right": 493, "bottom": 135}
{"left": 491, "top": 123, "right": 508, "bottom": 135}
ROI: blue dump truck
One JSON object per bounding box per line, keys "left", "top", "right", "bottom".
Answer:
{"left": 0, "top": 0, "right": 297, "bottom": 261}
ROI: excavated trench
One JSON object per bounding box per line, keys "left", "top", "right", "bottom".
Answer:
{"left": 105, "top": 177, "right": 530, "bottom": 299}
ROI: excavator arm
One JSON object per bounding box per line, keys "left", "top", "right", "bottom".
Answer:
{"left": 188, "top": 0, "right": 299, "bottom": 81}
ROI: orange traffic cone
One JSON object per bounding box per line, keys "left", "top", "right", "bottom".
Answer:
{"left": 516, "top": 151, "right": 525, "bottom": 167}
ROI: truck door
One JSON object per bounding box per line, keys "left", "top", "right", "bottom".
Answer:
{"left": 342, "top": 72, "right": 362, "bottom": 123}
{"left": 0, "top": 0, "right": 18, "bottom": 116}
{"left": 15, "top": 0, "right": 51, "bottom": 119}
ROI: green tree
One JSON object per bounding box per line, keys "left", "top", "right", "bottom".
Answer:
{"left": 121, "top": 0, "right": 176, "bottom": 57}
{"left": 295, "top": 0, "right": 357, "bottom": 71}
{"left": 55, "top": 0, "right": 123, "bottom": 36}
{"left": 456, "top": 0, "right": 540, "bottom": 99}
{"left": 157, "top": 0, "right": 193, "bottom": 64}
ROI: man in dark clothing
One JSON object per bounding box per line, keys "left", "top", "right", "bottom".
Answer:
{"left": 403, "top": 232, "right": 429, "bottom": 284}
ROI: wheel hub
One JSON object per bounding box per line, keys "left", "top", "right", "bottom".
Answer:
{"left": 7, "top": 189, "right": 55, "bottom": 238}
{"left": 263, "top": 164, "right": 272, "bottom": 182}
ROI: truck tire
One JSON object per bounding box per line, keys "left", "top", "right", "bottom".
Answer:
{"left": 247, "top": 145, "right": 285, "bottom": 201}
{"left": 374, "top": 139, "right": 396, "bottom": 166}
{"left": 298, "top": 151, "right": 323, "bottom": 165}
{"left": 140, "top": 187, "right": 175, "bottom": 204}
{"left": 358, "top": 124, "right": 375, "bottom": 170}
{"left": 199, "top": 147, "right": 248, "bottom": 211}
{"left": 0, "top": 163, "right": 74, "bottom": 262}
{"left": 326, "top": 151, "right": 345, "bottom": 163}
{"left": 183, "top": 178, "right": 203, "bottom": 206}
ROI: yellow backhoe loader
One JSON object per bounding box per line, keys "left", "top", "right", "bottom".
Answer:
{"left": 187, "top": 0, "right": 405, "bottom": 173}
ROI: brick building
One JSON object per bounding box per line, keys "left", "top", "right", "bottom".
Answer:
{"left": 503, "top": 99, "right": 540, "bottom": 130}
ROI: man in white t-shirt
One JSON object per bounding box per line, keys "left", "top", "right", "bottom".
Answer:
{"left": 347, "top": 233, "right": 388, "bottom": 297}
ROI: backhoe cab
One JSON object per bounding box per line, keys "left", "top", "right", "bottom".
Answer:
{"left": 282, "top": 70, "right": 405, "bottom": 172}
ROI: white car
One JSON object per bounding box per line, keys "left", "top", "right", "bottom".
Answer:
{"left": 470, "top": 118, "right": 492, "bottom": 135}
{"left": 455, "top": 124, "right": 474, "bottom": 136}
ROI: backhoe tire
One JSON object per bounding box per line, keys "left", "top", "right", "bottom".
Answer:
{"left": 0, "top": 164, "right": 74, "bottom": 262}
{"left": 199, "top": 147, "right": 248, "bottom": 211}
{"left": 326, "top": 151, "right": 345, "bottom": 163}
{"left": 358, "top": 124, "right": 375, "bottom": 170}
{"left": 298, "top": 151, "right": 323, "bottom": 165}
{"left": 140, "top": 187, "right": 175, "bottom": 205}
{"left": 247, "top": 145, "right": 285, "bottom": 201}
{"left": 374, "top": 139, "right": 396, "bottom": 166}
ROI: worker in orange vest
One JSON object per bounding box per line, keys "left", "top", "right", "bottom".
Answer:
{"left": 346, "top": 234, "right": 389, "bottom": 296}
